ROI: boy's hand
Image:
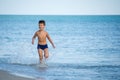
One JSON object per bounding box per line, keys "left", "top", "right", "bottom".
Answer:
{"left": 53, "top": 45, "right": 55, "bottom": 48}
{"left": 32, "top": 40, "right": 34, "bottom": 45}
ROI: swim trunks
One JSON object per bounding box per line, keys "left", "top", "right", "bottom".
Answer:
{"left": 37, "top": 44, "right": 48, "bottom": 50}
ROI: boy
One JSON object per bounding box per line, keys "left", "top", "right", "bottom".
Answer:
{"left": 32, "top": 20, "right": 55, "bottom": 64}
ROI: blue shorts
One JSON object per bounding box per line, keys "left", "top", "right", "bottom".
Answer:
{"left": 37, "top": 44, "right": 48, "bottom": 50}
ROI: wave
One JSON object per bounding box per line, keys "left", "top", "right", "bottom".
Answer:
{"left": 1, "top": 62, "right": 119, "bottom": 70}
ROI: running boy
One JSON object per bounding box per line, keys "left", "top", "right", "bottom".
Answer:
{"left": 32, "top": 20, "right": 55, "bottom": 63}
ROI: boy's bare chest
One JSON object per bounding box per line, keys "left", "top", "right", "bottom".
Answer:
{"left": 37, "top": 32, "right": 46, "bottom": 38}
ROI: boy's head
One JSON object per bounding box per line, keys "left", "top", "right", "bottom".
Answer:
{"left": 38, "top": 20, "right": 46, "bottom": 30}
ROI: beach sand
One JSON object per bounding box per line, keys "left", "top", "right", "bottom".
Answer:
{"left": 0, "top": 70, "right": 35, "bottom": 80}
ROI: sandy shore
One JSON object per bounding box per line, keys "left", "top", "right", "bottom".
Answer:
{"left": 0, "top": 70, "right": 35, "bottom": 80}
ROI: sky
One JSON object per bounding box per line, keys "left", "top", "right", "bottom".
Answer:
{"left": 0, "top": 0, "right": 120, "bottom": 15}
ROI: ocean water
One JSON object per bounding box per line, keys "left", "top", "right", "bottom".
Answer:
{"left": 0, "top": 15, "right": 120, "bottom": 80}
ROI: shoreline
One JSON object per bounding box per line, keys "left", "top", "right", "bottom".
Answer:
{"left": 0, "top": 70, "right": 35, "bottom": 80}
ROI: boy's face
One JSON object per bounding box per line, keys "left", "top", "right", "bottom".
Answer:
{"left": 39, "top": 23, "right": 45, "bottom": 30}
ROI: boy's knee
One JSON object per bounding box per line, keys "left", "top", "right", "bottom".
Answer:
{"left": 39, "top": 55, "right": 43, "bottom": 60}
{"left": 45, "top": 55, "right": 49, "bottom": 58}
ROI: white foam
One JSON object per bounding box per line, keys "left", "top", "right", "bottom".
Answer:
{"left": 11, "top": 72, "right": 35, "bottom": 79}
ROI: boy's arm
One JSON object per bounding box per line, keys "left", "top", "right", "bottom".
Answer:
{"left": 32, "top": 32, "right": 37, "bottom": 45}
{"left": 46, "top": 32, "right": 55, "bottom": 48}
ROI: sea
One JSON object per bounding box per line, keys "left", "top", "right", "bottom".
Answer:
{"left": 0, "top": 15, "right": 120, "bottom": 80}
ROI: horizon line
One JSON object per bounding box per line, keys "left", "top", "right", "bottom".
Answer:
{"left": 0, "top": 14, "right": 120, "bottom": 16}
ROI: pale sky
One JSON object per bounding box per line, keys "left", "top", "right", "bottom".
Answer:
{"left": 0, "top": 0, "right": 120, "bottom": 15}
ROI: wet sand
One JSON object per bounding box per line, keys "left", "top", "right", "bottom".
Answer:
{"left": 0, "top": 70, "right": 35, "bottom": 80}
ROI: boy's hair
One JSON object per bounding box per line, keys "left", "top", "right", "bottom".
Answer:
{"left": 39, "top": 20, "right": 45, "bottom": 25}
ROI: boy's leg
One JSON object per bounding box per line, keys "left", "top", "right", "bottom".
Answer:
{"left": 44, "top": 48, "right": 49, "bottom": 59}
{"left": 38, "top": 49, "right": 43, "bottom": 63}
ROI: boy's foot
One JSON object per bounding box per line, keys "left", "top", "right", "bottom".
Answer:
{"left": 40, "top": 60, "right": 48, "bottom": 66}
{"left": 41, "top": 61, "right": 47, "bottom": 65}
